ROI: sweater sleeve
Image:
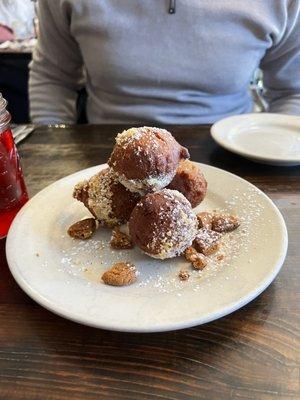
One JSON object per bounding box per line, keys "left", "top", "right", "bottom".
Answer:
{"left": 260, "top": 1, "right": 300, "bottom": 115}
{"left": 29, "top": 0, "right": 84, "bottom": 124}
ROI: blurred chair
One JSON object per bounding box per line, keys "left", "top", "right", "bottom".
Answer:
{"left": 250, "top": 69, "right": 268, "bottom": 112}
{"left": 0, "top": 56, "right": 30, "bottom": 123}
{"left": 77, "top": 88, "right": 88, "bottom": 124}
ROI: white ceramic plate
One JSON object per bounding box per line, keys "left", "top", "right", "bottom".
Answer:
{"left": 211, "top": 113, "right": 300, "bottom": 166}
{"left": 6, "top": 164, "right": 288, "bottom": 332}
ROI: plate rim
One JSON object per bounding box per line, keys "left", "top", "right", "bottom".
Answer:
{"left": 6, "top": 163, "right": 289, "bottom": 332}
{"left": 211, "top": 113, "right": 300, "bottom": 164}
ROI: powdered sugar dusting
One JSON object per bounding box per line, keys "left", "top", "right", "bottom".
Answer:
{"left": 76, "top": 169, "right": 121, "bottom": 227}
{"left": 140, "top": 189, "right": 198, "bottom": 259}
{"left": 115, "top": 126, "right": 172, "bottom": 149}
{"left": 112, "top": 127, "right": 179, "bottom": 194}
{"left": 116, "top": 170, "right": 175, "bottom": 195}
{"left": 55, "top": 185, "right": 266, "bottom": 297}
{"left": 135, "top": 186, "right": 265, "bottom": 294}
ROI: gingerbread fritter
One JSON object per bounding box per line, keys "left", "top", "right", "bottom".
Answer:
{"left": 168, "top": 160, "right": 207, "bottom": 208}
{"left": 129, "top": 189, "right": 198, "bottom": 259}
{"left": 108, "top": 127, "right": 189, "bottom": 194}
{"left": 73, "top": 168, "right": 140, "bottom": 227}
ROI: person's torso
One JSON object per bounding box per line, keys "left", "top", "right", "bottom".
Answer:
{"left": 64, "top": 0, "right": 288, "bottom": 123}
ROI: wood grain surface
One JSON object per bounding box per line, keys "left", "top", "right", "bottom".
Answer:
{"left": 0, "top": 125, "right": 299, "bottom": 400}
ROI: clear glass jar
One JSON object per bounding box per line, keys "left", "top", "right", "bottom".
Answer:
{"left": 0, "top": 93, "right": 28, "bottom": 238}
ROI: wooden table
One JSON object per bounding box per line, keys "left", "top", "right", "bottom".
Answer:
{"left": 1, "top": 125, "right": 299, "bottom": 399}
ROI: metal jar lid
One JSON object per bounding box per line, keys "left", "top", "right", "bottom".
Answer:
{"left": 0, "top": 93, "right": 11, "bottom": 133}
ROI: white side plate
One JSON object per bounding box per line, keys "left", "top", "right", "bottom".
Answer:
{"left": 211, "top": 113, "right": 300, "bottom": 166}
{"left": 6, "top": 164, "right": 288, "bottom": 332}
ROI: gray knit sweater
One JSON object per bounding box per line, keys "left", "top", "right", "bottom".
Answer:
{"left": 29, "top": 0, "right": 300, "bottom": 124}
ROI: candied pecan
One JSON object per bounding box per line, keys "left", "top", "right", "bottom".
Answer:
{"left": 101, "top": 262, "right": 137, "bottom": 286}
{"left": 184, "top": 246, "right": 207, "bottom": 270}
{"left": 67, "top": 218, "right": 97, "bottom": 239}
{"left": 193, "top": 228, "right": 221, "bottom": 256}
{"left": 212, "top": 214, "right": 239, "bottom": 233}
{"left": 196, "top": 211, "right": 213, "bottom": 229}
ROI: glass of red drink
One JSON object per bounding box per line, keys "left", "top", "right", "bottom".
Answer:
{"left": 0, "top": 94, "right": 28, "bottom": 239}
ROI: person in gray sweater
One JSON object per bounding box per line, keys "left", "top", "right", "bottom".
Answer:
{"left": 29, "top": 0, "right": 300, "bottom": 125}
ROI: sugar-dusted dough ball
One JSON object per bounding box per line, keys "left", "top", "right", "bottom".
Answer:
{"left": 108, "top": 127, "right": 189, "bottom": 195}
{"left": 129, "top": 189, "right": 198, "bottom": 259}
{"left": 73, "top": 168, "right": 140, "bottom": 227}
{"left": 167, "top": 160, "right": 207, "bottom": 208}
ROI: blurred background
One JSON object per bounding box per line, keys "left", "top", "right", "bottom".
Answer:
{"left": 0, "top": 0, "right": 37, "bottom": 123}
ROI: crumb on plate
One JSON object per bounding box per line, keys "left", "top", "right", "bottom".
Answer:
{"left": 217, "top": 254, "right": 225, "bottom": 262}
{"left": 110, "top": 227, "right": 134, "bottom": 249}
{"left": 184, "top": 246, "right": 207, "bottom": 270}
{"left": 178, "top": 270, "right": 190, "bottom": 281}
